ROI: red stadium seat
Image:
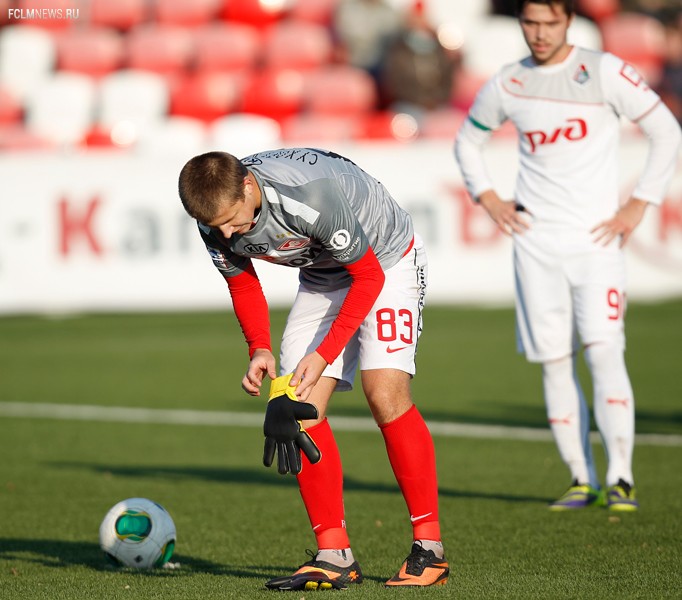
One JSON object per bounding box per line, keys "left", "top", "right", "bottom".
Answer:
{"left": 576, "top": 0, "right": 620, "bottom": 23}
{"left": 289, "top": 0, "right": 341, "bottom": 26}
{"left": 55, "top": 28, "right": 124, "bottom": 78}
{"left": 193, "top": 22, "right": 262, "bottom": 73}
{"left": 281, "top": 113, "right": 362, "bottom": 143}
{"left": 125, "top": 24, "right": 195, "bottom": 76}
{"left": 0, "top": 124, "right": 53, "bottom": 150}
{"left": 241, "top": 67, "right": 306, "bottom": 121}
{"left": 450, "top": 67, "right": 487, "bottom": 112}
{"left": 0, "top": 86, "right": 22, "bottom": 124}
{"left": 0, "top": 0, "right": 10, "bottom": 27}
{"left": 170, "top": 71, "right": 242, "bottom": 122}
{"left": 418, "top": 108, "right": 467, "bottom": 139}
{"left": 303, "top": 65, "right": 377, "bottom": 116}
{"left": 91, "top": 0, "right": 148, "bottom": 31}
{"left": 262, "top": 20, "right": 333, "bottom": 70}
{"left": 154, "top": 0, "right": 221, "bottom": 27}
{"left": 355, "top": 111, "right": 419, "bottom": 142}
{"left": 600, "top": 13, "right": 666, "bottom": 83}
{"left": 219, "top": 0, "right": 288, "bottom": 28}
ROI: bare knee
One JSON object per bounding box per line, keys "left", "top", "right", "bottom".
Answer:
{"left": 361, "top": 369, "right": 413, "bottom": 425}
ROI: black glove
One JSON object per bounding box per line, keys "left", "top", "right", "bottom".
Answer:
{"left": 263, "top": 374, "right": 321, "bottom": 475}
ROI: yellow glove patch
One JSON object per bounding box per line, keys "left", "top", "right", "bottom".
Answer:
{"left": 269, "top": 373, "right": 298, "bottom": 402}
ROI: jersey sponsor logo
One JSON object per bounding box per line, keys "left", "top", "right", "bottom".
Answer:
{"left": 277, "top": 238, "right": 311, "bottom": 251}
{"left": 244, "top": 243, "right": 269, "bottom": 254}
{"left": 510, "top": 77, "right": 524, "bottom": 88}
{"left": 573, "top": 63, "right": 590, "bottom": 84}
{"left": 283, "top": 246, "right": 324, "bottom": 267}
{"left": 619, "top": 63, "right": 647, "bottom": 89}
{"left": 523, "top": 118, "right": 587, "bottom": 153}
{"left": 329, "top": 229, "right": 351, "bottom": 250}
{"left": 336, "top": 236, "right": 361, "bottom": 261}
{"left": 386, "top": 345, "right": 409, "bottom": 353}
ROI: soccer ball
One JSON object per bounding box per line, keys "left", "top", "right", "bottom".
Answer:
{"left": 99, "top": 498, "right": 176, "bottom": 569}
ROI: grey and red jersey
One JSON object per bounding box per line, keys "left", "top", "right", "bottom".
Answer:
{"left": 198, "top": 148, "right": 414, "bottom": 291}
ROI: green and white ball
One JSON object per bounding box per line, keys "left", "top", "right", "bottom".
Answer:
{"left": 99, "top": 498, "right": 176, "bottom": 569}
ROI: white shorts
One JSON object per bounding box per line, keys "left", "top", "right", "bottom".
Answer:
{"left": 280, "top": 234, "right": 428, "bottom": 391}
{"left": 513, "top": 227, "right": 626, "bottom": 363}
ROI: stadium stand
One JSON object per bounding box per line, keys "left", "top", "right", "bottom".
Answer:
{"left": 54, "top": 27, "right": 125, "bottom": 78}
{"left": 241, "top": 67, "right": 306, "bottom": 120}
{"left": 193, "top": 22, "right": 262, "bottom": 73}
{"left": 124, "top": 23, "right": 195, "bottom": 77}
{"left": 209, "top": 113, "right": 282, "bottom": 155}
{"left": 302, "top": 65, "right": 378, "bottom": 116}
{"left": 25, "top": 72, "right": 96, "bottom": 145}
{"left": 95, "top": 69, "right": 170, "bottom": 146}
{"left": 0, "top": 85, "right": 22, "bottom": 124}
{"left": 170, "top": 71, "right": 242, "bottom": 122}
{"left": 600, "top": 12, "right": 667, "bottom": 85}
{"left": 261, "top": 20, "right": 334, "bottom": 70}
{"left": 0, "top": 0, "right": 678, "bottom": 150}
{"left": 90, "top": 0, "right": 149, "bottom": 31}
{"left": 219, "top": 0, "right": 289, "bottom": 28}
{"left": 153, "top": 0, "right": 222, "bottom": 28}
{"left": 0, "top": 25, "right": 55, "bottom": 101}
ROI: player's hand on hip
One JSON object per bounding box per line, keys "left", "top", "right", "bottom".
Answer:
{"left": 478, "top": 190, "right": 531, "bottom": 236}
{"left": 290, "top": 351, "right": 328, "bottom": 402}
{"left": 242, "top": 348, "right": 277, "bottom": 397}
{"left": 591, "top": 197, "right": 648, "bottom": 248}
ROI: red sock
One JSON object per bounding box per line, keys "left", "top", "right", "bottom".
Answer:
{"left": 380, "top": 404, "right": 441, "bottom": 541}
{"left": 296, "top": 418, "right": 350, "bottom": 549}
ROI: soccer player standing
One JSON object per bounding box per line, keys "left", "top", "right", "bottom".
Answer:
{"left": 178, "top": 148, "right": 448, "bottom": 587}
{"left": 455, "top": 0, "right": 681, "bottom": 511}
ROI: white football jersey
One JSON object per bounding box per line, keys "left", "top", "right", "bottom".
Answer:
{"left": 458, "top": 47, "right": 666, "bottom": 229}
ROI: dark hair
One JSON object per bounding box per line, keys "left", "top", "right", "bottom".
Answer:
{"left": 516, "top": 0, "right": 575, "bottom": 16}
{"left": 178, "top": 151, "right": 248, "bottom": 223}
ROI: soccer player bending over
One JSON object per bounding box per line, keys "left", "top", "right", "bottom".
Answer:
{"left": 455, "top": 0, "right": 681, "bottom": 511}
{"left": 178, "top": 148, "right": 448, "bottom": 588}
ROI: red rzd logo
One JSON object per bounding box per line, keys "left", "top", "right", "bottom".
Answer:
{"left": 523, "top": 118, "right": 587, "bottom": 153}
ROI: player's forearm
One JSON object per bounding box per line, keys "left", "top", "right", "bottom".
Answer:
{"left": 225, "top": 266, "right": 272, "bottom": 358}
{"left": 633, "top": 102, "right": 682, "bottom": 204}
{"left": 316, "top": 249, "right": 385, "bottom": 364}
{"left": 454, "top": 118, "right": 495, "bottom": 202}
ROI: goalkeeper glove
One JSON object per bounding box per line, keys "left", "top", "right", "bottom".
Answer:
{"left": 263, "top": 374, "right": 321, "bottom": 475}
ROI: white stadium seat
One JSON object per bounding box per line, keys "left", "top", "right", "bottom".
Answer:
{"left": 0, "top": 25, "right": 55, "bottom": 101}
{"left": 25, "top": 72, "right": 96, "bottom": 146}
{"left": 97, "top": 70, "right": 169, "bottom": 144}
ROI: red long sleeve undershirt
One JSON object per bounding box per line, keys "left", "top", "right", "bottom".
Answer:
{"left": 225, "top": 248, "right": 385, "bottom": 364}
{"left": 225, "top": 262, "right": 271, "bottom": 359}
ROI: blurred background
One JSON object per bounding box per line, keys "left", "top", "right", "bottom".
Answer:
{"left": 0, "top": 0, "right": 680, "bottom": 314}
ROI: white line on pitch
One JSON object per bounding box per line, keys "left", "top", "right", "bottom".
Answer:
{"left": 0, "top": 401, "right": 680, "bottom": 447}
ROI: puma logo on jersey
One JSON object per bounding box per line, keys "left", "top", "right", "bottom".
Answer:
{"left": 524, "top": 118, "right": 587, "bottom": 153}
